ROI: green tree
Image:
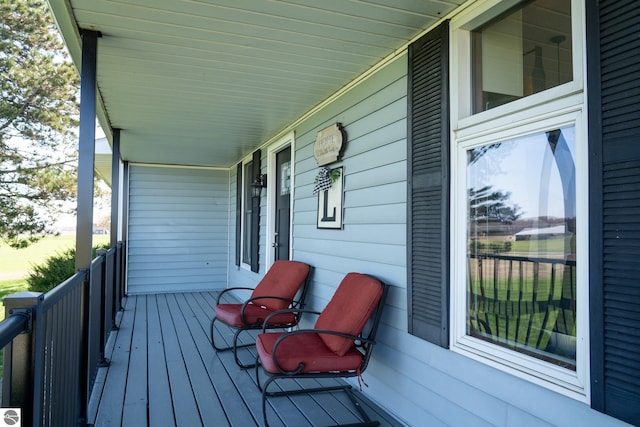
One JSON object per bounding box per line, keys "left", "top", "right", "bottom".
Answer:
{"left": 1, "top": 0, "right": 79, "bottom": 248}
{"left": 469, "top": 185, "right": 522, "bottom": 224}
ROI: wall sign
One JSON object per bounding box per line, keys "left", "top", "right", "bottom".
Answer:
{"left": 314, "top": 123, "right": 345, "bottom": 166}
{"left": 317, "top": 167, "right": 343, "bottom": 229}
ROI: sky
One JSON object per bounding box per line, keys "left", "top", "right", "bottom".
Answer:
{"left": 468, "top": 126, "right": 576, "bottom": 220}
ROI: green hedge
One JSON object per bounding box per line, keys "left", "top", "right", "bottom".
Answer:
{"left": 27, "top": 244, "right": 110, "bottom": 293}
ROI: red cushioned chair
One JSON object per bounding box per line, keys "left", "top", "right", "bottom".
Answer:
{"left": 255, "top": 272, "right": 388, "bottom": 427}
{"left": 210, "top": 260, "right": 311, "bottom": 368}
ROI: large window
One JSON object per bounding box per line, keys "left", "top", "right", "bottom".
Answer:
{"left": 466, "top": 126, "right": 577, "bottom": 369}
{"left": 451, "top": 0, "right": 587, "bottom": 400}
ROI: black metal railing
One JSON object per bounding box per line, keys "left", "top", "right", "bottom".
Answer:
{"left": 467, "top": 252, "right": 577, "bottom": 367}
{"left": 0, "top": 241, "right": 126, "bottom": 426}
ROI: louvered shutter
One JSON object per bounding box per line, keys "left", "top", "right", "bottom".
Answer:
{"left": 588, "top": 0, "right": 640, "bottom": 424}
{"left": 235, "top": 162, "right": 242, "bottom": 266}
{"left": 250, "top": 150, "right": 261, "bottom": 273}
{"left": 407, "top": 22, "right": 450, "bottom": 347}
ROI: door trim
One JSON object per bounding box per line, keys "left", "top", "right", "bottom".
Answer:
{"left": 266, "top": 132, "right": 295, "bottom": 268}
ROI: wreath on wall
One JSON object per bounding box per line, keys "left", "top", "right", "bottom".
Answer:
{"left": 313, "top": 166, "right": 341, "bottom": 195}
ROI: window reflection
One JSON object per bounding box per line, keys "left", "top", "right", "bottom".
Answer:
{"left": 472, "top": 0, "right": 572, "bottom": 112}
{"left": 466, "top": 126, "right": 577, "bottom": 369}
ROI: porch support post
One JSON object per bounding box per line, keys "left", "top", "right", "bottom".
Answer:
{"left": 76, "top": 29, "right": 101, "bottom": 426}
{"left": 75, "top": 30, "right": 100, "bottom": 270}
{"left": 110, "top": 128, "right": 121, "bottom": 249}
{"left": 122, "top": 161, "right": 129, "bottom": 238}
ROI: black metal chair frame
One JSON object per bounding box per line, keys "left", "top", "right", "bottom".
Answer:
{"left": 210, "top": 268, "right": 312, "bottom": 368}
{"left": 255, "top": 282, "right": 388, "bottom": 427}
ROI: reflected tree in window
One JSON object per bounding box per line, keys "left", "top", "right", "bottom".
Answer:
{"left": 466, "top": 127, "right": 577, "bottom": 369}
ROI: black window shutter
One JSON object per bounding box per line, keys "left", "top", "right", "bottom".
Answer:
{"left": 235, "top": 162, "right": 242, "bottom": 266}
{"left": 588, "top": 0, "right": 640, "bottom": 424}
{"left": 407, "top": 21, "right": 450, "bottom": 347}
{"left": 250, "top": 150, "right": 261, "bottom": 273}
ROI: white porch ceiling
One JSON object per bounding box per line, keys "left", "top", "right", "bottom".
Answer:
{"left": 48, "top": 0, "right": 465, "bottom": 168}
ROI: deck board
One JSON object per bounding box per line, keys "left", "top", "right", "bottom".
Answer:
{"left": 89, "top": 291, "right": 403, "bottom": 427}
{"left": 147, "top": 295, "right": 176, "bottom": 427}
{"left": 122, "top": 295, "right": 147, "bottom": 427}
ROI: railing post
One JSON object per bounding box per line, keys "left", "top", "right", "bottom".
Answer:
{"left": 95, "top": 248, "right": 111, "bottom": 365}
{"left": 2, "top": 291, "right": 43, "bottom": 426}
{"left": 117, "top": 241, "right": 126, "bottom": 309}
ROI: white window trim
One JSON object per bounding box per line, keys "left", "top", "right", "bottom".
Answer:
{"left": 451, "top": 0, "right": 585, "bottom": 131}
{"left": 449, "top": 0, "right": 590, "bottom": 402}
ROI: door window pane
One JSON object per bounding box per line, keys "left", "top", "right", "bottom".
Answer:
{"left": 472, "top": 0, "right": 572, "bottom": 112}
{"left": 466, "top": 126, "right": 577, "bottom": 369}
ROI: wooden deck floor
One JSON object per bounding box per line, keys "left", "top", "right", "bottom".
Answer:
{"left": 88, "top": 291, "right": 403, "bottom": 427}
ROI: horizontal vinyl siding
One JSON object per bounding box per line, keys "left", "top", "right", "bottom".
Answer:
{"left": 277, "top": 47, "right": 628, "bottom": 427}
{"left": 127, "top": 165, "right": 229, "bottom": 294}
{"left": 291, "top": 55, "right": 429, "bottom": 423}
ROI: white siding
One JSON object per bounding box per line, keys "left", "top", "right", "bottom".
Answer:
{"left": 127, "top": 165, "right": 229, "bottom": 294}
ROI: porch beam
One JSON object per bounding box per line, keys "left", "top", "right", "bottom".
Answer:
{"left": 75, "top": 30, "right": 101, "bottom": 270}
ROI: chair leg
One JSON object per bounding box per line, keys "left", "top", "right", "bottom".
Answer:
{"left": 211, "top": 317, "right": 255, "bottom": 355}
{"left": 260, "top": 375, "right": 279, "bottom": 427}
{"left": 233, "top": 327, "right": 257, "bottom": 369}
{"left": 342, "top": 385, "right": 380, "bottom": 427}
{"left": 210, "top": 317, "right": 231, "bottom": 351}
{"left": 258, "top": 375, "right": 380, "bottom": 427}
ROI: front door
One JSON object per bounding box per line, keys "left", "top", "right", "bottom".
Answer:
{"left": 273, "top": 147, "right": 291, "bottom": 260}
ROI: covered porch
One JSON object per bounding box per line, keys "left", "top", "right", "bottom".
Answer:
{"left": 88, "top": 290, "right": 401, "bottom": 427}
{"left": 4, "top": 0, "right": 638, "bottom": 426}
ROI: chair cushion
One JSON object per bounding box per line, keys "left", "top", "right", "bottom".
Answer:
{"left": 215, "top": 304, "right": 297, "bottom": 327}
{"left": 314, "top": 273, "right": 383, "bottom": 356}
{"left": 250, "top": 260, "right": 310, "bottom": 312}
{"left": 256, "top": 332, "right": 364, "bottom": 374}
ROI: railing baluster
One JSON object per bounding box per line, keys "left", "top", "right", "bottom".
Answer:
{"left": 0, "top": 241, "right": 126, "bottom": 426}
{"left": 468, "top": 252, "right": 577, "bottom": 363}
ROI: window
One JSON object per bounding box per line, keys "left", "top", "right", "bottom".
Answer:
{"left": 466, "top": 126, "right": 577, "bottom": 370}
{"left": 242, "top": 160, "right": 254, "bottom": 265}
{"left": 472, "top": 0, "right": 573, "bottom": 112}
{"left": 451, "top": 0, "right": 587, "bottom": 400}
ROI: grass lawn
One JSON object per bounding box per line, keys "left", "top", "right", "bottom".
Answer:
{"left": 0, "top": 234, "right": 110, "bottom": 376}
{"left": 0, "top": 234, "right": 110, "bottom": 313}
{"left": 0, "top": 279, "right": 30, "bottom": 322}
{"left": 0, "top": 235, "right": 78, "bottom": 279}
{"left": 510, "top": 237, "right": 571, "bottom": 254}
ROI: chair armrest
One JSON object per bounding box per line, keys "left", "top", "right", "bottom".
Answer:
{"left": 244, "top": 295, "right": 294, "bottom": 308}
{"left": 269, "top": 329, "right": 375, "bottom": 375}
{"left": 216, "top": 287, "right": 255, "bottom": 305}
{"left": 239, "top": 295, "right": 296, "bottom": 324}
{"left": 261, "top": 308, "right": 322, "bottom": 332}
{"left": 277, "top": 329, "right": 375, "bottom": 347}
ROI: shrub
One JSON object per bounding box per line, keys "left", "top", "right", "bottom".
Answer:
{"left": 26, "top": 244, "right": 110, "bottom": 294}
{"left": 469, "top": 240, "right": 512, "bottom": 254}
